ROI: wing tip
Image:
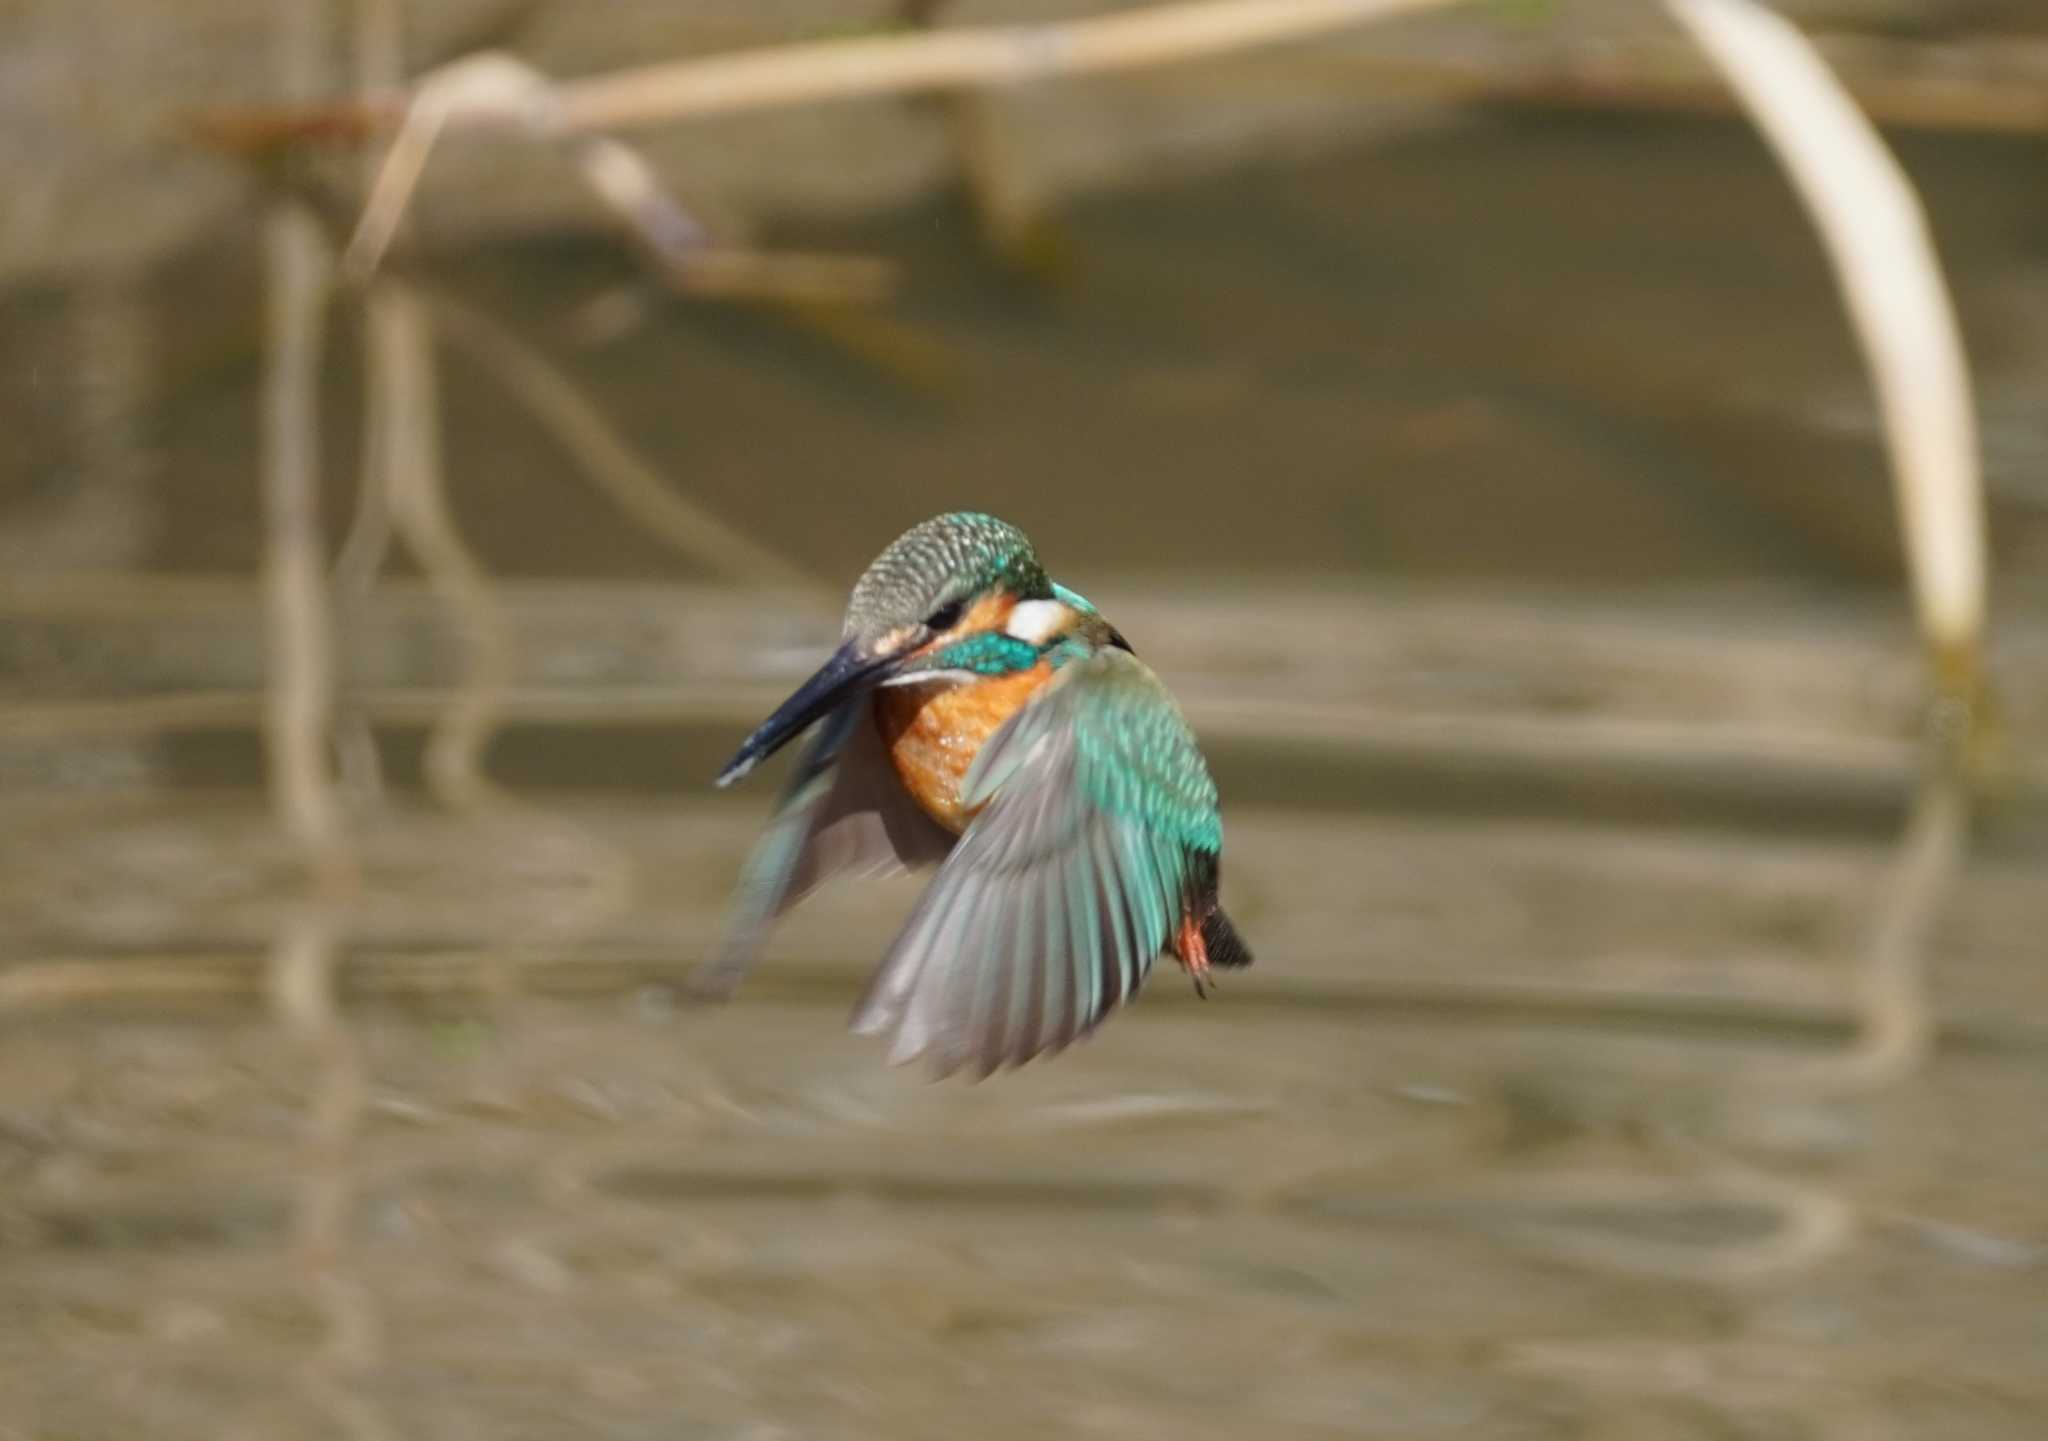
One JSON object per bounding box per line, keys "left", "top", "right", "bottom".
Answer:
{"left": 854, "top": 990, "right": 1107, "bottom": 1082}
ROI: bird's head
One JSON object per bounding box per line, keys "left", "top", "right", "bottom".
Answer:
{"left": 716, "top": 513, "right": 1061, "bottom": 786}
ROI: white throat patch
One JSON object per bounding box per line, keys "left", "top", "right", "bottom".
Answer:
{"left": 1003, "top": 599, "right": 1071, "bottom": 645}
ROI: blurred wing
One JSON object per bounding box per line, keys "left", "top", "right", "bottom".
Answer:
{"left": 851, "top": 648, "right": 1223, "bottom": 1078}
{"left": 691, "top": 700, "right": 953, "bottom": 1001}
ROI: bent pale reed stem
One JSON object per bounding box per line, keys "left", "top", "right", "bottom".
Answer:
{"left": 423, "top": 291, "right": 824, "bottom": 596}
{"left": 1666, "top": 0, "right": 1981, "bottom": 1095}
{"left": 325, "top": 0, "right": 411, "bottom": 807}
{"left": 1667, "top": 0, "right": 1986, "bottom": 704}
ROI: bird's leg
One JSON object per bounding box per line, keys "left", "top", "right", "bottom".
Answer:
{"left": 1173, "top": 912, "right": 1213, "bottom": 999}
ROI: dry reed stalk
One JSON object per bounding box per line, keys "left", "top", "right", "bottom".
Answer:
{"left": 1435, "top": 1, "right": 1989, "bottom": 1287}
{"left": 180, "top": 66, "right": 2046, "bottom": 174}
{"left": 188, "top": 23, "right": 2048, "bottom": 158}
{"left": 330, "top": 290, "right": 400, "bottom": 803}
{"left": 1667, "top": 0, "right": 1986, "bottom": 701}
{"left": 1402, "top": 0, "right": 1991, "bottom": 1290}
{"left": 326, "top": 0, "right": 410, "bottom": 807}
{"left": 368, "top": 283, "right": 514, "bottom": 812}
{"left": 1106, "top": 37, "right": 2048, "bottom": 136}
{"left": 337, "top": 0, "right": 1455, "bottom": 270}
{"left": 535, "top": 0, "right": 1457, "bottom": 132}
{"left": 1664, "top": 0, "right": 1981, "bottom": 1096}
{"left": 262, "top": 208, "right": 343, "bottom": 860}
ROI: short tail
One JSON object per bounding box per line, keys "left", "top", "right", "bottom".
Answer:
{"left": 1201, "top": 907, "right": 1253, "bottom": 969}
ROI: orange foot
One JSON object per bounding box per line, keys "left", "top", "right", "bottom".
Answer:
{"left": 1173, "top": 912, "right": 1213, "bottom": 999}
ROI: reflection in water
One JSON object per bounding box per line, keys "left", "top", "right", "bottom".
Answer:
{"left": 1464, "top": 755, "right": 1968, "bottom": 1293}
{"left": 259, "top": 3, "right": 388, "bottom": 1432}
{"left": 5, "top": 51, "right": 2047, "bottom": 1441}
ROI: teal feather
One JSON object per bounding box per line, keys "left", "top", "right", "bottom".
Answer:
{"left": 694, "top": 700, "right": 952, "bottom": 1002}
{"left": 1051, "top": 581, "right": 1097, "bottom": 614}
{"left": 850, "top": 647, "right": 1233, "bottom": 1076}
{"left": 928, "top": 631, "right": 1041, "bottom": 677}
{"left": 691, "top": 703, "right": 857, "bottom": 1000}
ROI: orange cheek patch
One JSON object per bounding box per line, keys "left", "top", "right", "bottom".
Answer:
{"left": 940, "top": 592, "right": 1015, "bottom": 648}
{"left": 894, "top": 593, "right": 1014, "bottom": 664}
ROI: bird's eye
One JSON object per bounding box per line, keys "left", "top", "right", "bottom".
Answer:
{"left": 924, "top": 599, "right": 965, "bottom": 631}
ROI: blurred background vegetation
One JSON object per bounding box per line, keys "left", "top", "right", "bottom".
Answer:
{"left": 1, "top": 2, "right": 2044, "bottom": 1438}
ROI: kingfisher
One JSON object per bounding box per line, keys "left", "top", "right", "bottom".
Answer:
{"left": 696, "top": 511, "right": 1251, "bottom": 1079}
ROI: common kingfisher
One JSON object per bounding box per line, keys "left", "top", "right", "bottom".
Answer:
{"left": 698, "top": 512, "right": 1252, "bottom": 1078}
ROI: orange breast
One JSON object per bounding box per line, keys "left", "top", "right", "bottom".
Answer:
{"left": 875, "top": 662, "right": 1055, "bottom": 832}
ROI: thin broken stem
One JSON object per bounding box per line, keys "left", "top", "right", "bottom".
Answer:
{"left": 369, "top": 274, "right": 641, "bottom": 956}
{"left": 331, "top": 296, "right": 396, "bottom": 803}
{"left": 566, "top": 133, "right": 898, "bottom": 303}
{"left": 328, "top": 0, "right": 410, "bottom": 805}
{"left": 422, "top": 290, "right": 824, "bottom": 595}
{"left": 372, "top": 283, "right": 512, "bottom": 812}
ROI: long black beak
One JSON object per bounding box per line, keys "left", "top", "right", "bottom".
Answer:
{"left": 715, "top": 639, "right": 898, "bottom": 788}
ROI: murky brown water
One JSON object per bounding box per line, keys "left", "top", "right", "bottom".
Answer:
{"left": 3, "top": 110, "right": 2047, "bottom": 1439}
